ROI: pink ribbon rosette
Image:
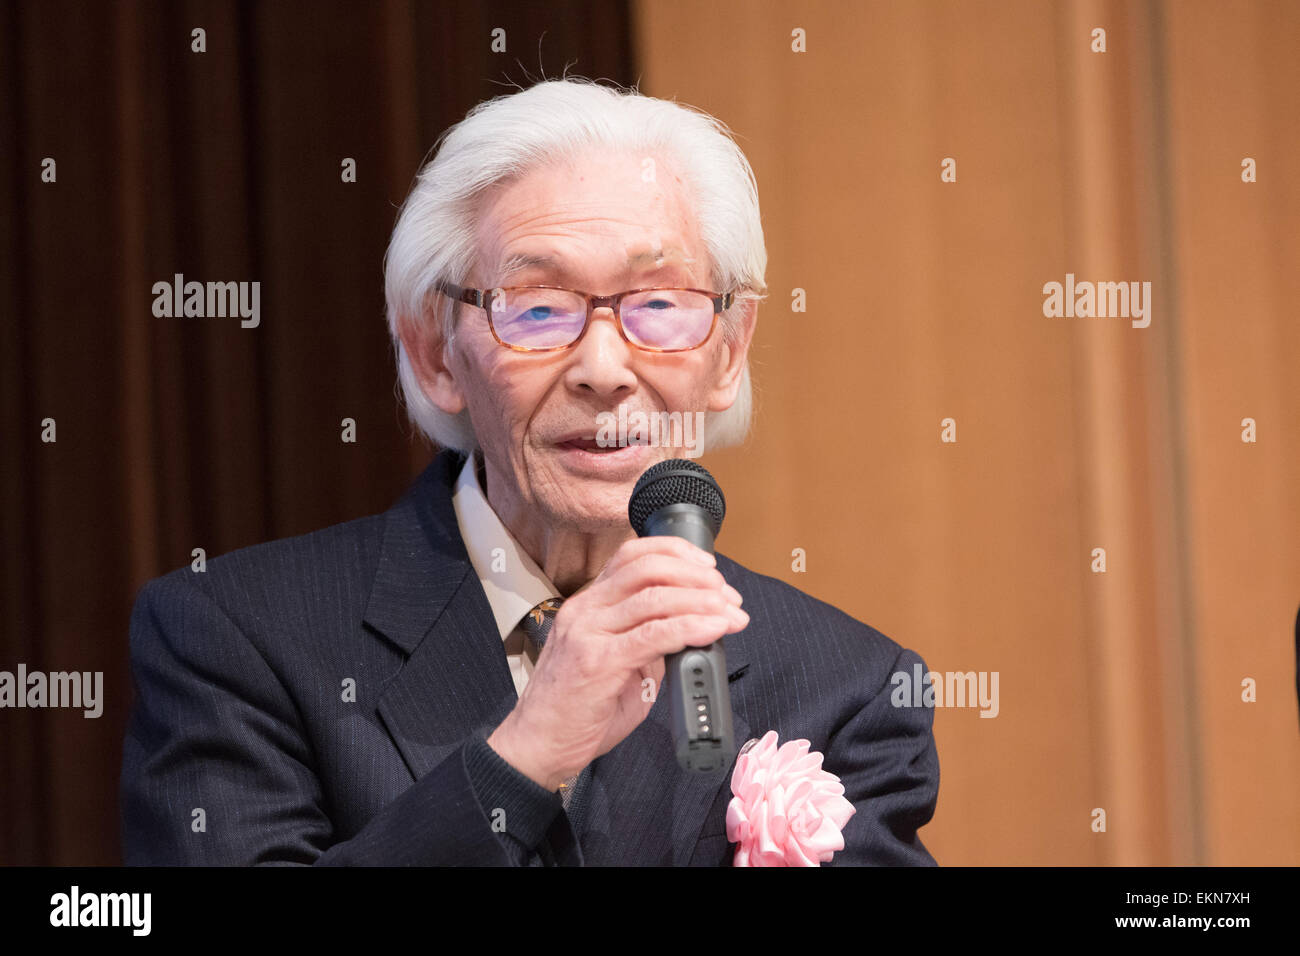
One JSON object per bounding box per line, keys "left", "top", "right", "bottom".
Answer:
{"left": 725, "top": 730, "right": 856, "bottom": 866}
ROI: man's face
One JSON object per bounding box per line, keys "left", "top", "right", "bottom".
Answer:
{"left": 435, "top": 150, "right": 749, "bottom": 533}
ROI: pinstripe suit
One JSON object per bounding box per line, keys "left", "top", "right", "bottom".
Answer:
{"left": 121, "top": 449, "right": 939, "bottom": 865}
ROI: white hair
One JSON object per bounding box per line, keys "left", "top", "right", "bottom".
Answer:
{"left": 383, "top": 77, "right": 768, "bottom": 453}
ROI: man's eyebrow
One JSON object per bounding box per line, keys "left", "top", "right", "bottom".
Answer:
{"left": 498, "top": 252, "right": 557, "bottom": 279}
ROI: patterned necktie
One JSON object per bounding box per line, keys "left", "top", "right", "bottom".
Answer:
{"left": 518, "top": 597, "right": 590, "bottom": 812}
{"left": 520, "top": 598, "right": 563, "bottom": 654}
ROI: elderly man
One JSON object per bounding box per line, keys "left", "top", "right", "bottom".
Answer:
{"left": 121, "top": 78, "right": 939, "bottom": 866}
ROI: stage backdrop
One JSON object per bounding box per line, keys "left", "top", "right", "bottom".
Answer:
{"left": 1, "top": 0, "right": 1296, "bottom": 865}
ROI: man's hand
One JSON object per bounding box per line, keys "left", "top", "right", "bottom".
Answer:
{"left": 487, "top": 536, "right": 747, "bottom": 791}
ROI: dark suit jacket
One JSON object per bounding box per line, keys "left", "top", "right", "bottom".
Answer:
{"left": 121, "top": 449, "right": 939, "bottom": 865}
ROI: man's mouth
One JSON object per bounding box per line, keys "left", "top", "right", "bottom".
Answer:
{"left": 555, "top": 432, "right": 650, "bottom": 452}
{"left": 559, "top": 437, "right": 646, "bottom": 452}
{"left": 551, "top": 429, "right": 654, "bottom": 477}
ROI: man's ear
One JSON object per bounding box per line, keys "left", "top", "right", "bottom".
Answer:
{"left": 397, "top": 307, "right": 466, "bottom": 415}
{"left": 707, "top": 298, "right": 758, "bottom": 412}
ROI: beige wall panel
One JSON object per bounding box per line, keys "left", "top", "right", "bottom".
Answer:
{"left": 634, "top": 0, "right": 1299, "bottom": 864}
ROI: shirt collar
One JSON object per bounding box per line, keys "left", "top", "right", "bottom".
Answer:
{"left": 451, "top": 450, "right": 560, "bottom": 642}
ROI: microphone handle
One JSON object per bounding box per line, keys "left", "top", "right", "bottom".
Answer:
{"left": 643, "top": 504, "right": 736, "bottom": 772}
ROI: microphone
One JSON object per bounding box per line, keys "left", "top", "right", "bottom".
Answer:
{"left": 628, "top": 459, "right": 735, "bottom": 772}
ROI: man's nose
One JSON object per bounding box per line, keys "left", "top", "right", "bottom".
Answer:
{"left": 562, "top": 306, "right": 638, "bottom": 398}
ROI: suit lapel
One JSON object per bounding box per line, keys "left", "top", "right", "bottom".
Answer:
{"left": 368, "top": 451, "right": 518, "bottom": 780}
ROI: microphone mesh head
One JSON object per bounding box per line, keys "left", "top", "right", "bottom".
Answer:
{"left": 628, "top": 458, "right": 726, "bottom": 537}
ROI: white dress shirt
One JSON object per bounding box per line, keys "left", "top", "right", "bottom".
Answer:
{"left": 450, "top": 450, "right": 561, "bottom": 697}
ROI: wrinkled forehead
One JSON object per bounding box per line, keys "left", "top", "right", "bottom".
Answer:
{"left": 470, "top": 153, "right": 709, "bottom": 288}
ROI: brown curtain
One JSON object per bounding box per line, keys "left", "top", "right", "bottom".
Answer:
{"left": 0, "top": 0, "right": 636, "bottom": 865}
{"left": 634, "top": 0, "right": 1300, "bottom": 864}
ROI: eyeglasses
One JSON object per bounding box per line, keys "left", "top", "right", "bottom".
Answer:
{"left": 435, "top": 281, "right": 734, "bottom": 352}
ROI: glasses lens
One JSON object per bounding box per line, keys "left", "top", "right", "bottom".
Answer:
{"left": 490, "top": 288, "right": 587, "bottom": 349}
{"left": 621, "top": 290, "right": 715, "bottom": 350}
